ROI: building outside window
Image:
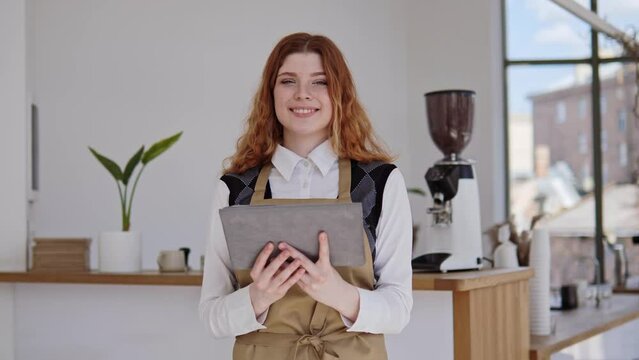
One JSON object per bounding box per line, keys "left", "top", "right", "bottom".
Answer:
{"left": 581, "top": 162, "right": 591, "bottom": 191}
{"left": 619, "top": 142, "right": 628, "bottom": 167}
{"left": 556, "top": 101, "right": 567, "bottom": 124}
{"left": 504, "top": 0, "right": 639, "bottom": 285}
{"left": 578, "top": 132, "right": 588, "bottom": 154}
{"left": 579, "top": 97, "right": 588, "bottom": 119}
{"left": 618, "top": 109, "right": 627, "bottom": 132}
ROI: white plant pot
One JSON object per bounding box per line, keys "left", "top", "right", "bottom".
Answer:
{"left": 98, "top": 231, "right": 142, "bottom": 273}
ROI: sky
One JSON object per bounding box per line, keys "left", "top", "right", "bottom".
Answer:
{"left": 506, "top": 0, "right": 639, "bottom": 114}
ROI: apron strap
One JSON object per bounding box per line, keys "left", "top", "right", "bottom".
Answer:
{"left": 336, "top": 159, "right": 352, "bottom": 203}
{"left": 250, "top": 162, "right": 272, "bottom": 205}
{"left": 250, "top": 158, "right": 352, "bottom": 204}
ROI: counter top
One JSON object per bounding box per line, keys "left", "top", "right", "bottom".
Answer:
{"left": 412, "top": 267, "right": 533, "bottom": 291}
{"left": 529, "top": 294, "right": 639, "bottom": 360}
{"left": 613, "top": 276, "right": 639, "bottom": 294}
{"left": 0, "top": 270, "right": 204, "bottom": 286}
{"left": 614, "top": 287, "right": 639, "bottom": 294}
{"left": 0, "top": 267, "right": 532, "bottom": 289}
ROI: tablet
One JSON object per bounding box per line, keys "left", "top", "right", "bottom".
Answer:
{"left": 219, "top": 203, "right": 365, "bottom": 270}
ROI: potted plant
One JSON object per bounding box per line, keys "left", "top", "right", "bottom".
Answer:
{"left": 89, "top": 131, "right": 182, "bottom": 272}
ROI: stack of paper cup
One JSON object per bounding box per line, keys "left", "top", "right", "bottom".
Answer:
{"left": 529, "top": 228, "right": 551, "bottom": 335}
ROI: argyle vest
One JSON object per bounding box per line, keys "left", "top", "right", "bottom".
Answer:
{"left": 221, "top": 160, "right": 396, "bottom": 262}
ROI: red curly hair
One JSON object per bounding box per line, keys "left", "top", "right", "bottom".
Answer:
{"left": 224, "top": 32, "right": 393, "bottom": 174}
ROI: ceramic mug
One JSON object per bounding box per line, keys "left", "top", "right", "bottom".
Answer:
{"left": 157, "top": 250, "right": 187, "bottom": 272}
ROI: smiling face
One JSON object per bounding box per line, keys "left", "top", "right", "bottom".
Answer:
{"left": 273, "top": 52, "right": 333, "bottom": 151}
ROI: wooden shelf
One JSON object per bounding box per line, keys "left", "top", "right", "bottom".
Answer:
{"left": 614, "top": 287, "right": 639, "bottom": 294}
{"left": 529, "top": 294, "right": 639, "bottom": 360}
{"left": 613, "top": 276, "right": 639, "bottom": 294}
{"left": 412, "top": 267, "right": 534, "bottom": 291}
{"left": 0, "top": 270, "right": 203, "bottom": 286}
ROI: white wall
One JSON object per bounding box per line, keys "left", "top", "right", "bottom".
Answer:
{"left": 0, "top": 0, "right": 28, "bottom": 359}
{"left": 29, "top": 0, "right": 508, "bottom": 273}
{"left": 15, "top": 285, "right": 453, "bottom": 360}
{"left": 0, "top": 1, "right": 28, "bottom": 270}
{"left": 0, "top": 285, "right": 16, "bottom": 360}
{"left": 29, "top": 0, "right": 411, "bottom": 269}
{"left": 15, "top": 284, "right": 230, "bottom": 359}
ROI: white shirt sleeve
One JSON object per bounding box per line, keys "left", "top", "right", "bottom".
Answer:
{"left": 344, "top": 168, "right": 414, "bottom": 334}
{"left": 198, "top": 179, "right": 267, "bottom": 338}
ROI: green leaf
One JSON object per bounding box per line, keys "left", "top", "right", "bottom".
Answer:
{"left": 141, "top": 131, "right": 182, "bottom": 165}
{"left": 407, "top": 187, "right": 426, "bottom": 196}
{"left": 123, "top": 146, "right": 144, "bottom": 185}
{"left": 89, "top": 147, "right": 123, "bottom": 181}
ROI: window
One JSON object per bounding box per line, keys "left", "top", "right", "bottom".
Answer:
{"left": 507, "top": 64, "right": 592, "bottom": 244}
{"left": 506, "top": 0, "right": 591, "bottom": 60}
{"left": 504, "top": 0, "right": 639, "bottom": 285}
{"left": 619, "top": 143, "right": 628, "bottom": 167}
{"left": 599, "top": 3, "right": 639, "bottom": 59}
{"left": 581, "top": 162, "right": 592, "bottom": 192}
{"left": 618, "top": 110, "right": 627, "bottom": 132}
{"left": 578, "top": 132, "right": 587, "bottom": 155}
{"left": 579, "top": 97, "right": 588, "bottom": 119}
{"left": 581, "top": 162, "right": 590, "bottom": 179}
{"left": 616, "top": 87, "right": 625, "bottom": 101}
{"left": 556, "top": 101, "right": 567, "bottom": 124}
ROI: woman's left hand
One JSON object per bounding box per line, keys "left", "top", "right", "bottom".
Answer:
{"left": 278, "top": 232, "right": 360, "bottom": 322}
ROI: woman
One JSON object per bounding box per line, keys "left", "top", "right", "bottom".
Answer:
{"left": 199, "top": 32, "right": 413, "bottom": 359}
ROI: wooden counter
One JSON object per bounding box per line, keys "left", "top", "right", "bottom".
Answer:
{"left": 413, "top": 267, "right": 533, "bottom": 291}
{"left": 614, "top": 286, "right": 639, "bottom": 294}
{"left": 530, "top": 294, "right": 639, "bottom": 360}
{"left": 0, "top": 267, "right": 532, "bottom": 289}
{"left": 612, "top": 275, "right": 639, "bottom": 294}
{"left": 0, "top": 270, "right": 203, "bottom": 286}
{"left": 1, "top": 267, "right": 532, "bottom": 360}
{"left": 414, "top": 267, "right": 534, "bottom": 360}
{"left": 613, "top": 276, "right": 639, "bottom": 294}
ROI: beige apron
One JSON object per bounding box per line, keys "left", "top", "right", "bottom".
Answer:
{"left": 232, "top": 159, "right": 387, "bottom": 360}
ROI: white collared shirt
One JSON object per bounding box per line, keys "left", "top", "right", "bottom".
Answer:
{"left": 199, "top": 140, "right": 413, "bottom": 337}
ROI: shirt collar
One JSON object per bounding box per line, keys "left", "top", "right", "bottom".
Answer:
{"left": 271, "top": 139, "right": 338, "bottom": 181}
{"left": 307, "top": 139, "right": 338, "bottom": 177}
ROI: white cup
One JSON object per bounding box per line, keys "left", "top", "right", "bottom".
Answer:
{"left": 157, "top": 250, "right": 186, "bottom": 272}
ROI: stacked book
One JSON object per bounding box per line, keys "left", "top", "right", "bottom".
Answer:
{"left": 31, "top": 238, "right": 91, "bottom": 272}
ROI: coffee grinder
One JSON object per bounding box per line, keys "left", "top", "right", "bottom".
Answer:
{"left": 412, "top": 90, "right": 483, "bottom": 272}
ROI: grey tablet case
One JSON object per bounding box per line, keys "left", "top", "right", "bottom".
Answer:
{"left": 219, "top": 203, "right": 365, "bottom": 270}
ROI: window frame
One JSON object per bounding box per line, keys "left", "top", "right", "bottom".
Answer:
{"left": 501, "top": 0, "right": 637, "bottom": 283}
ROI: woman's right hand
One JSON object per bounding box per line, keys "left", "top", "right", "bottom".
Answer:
{"left": 248, "top": 242, "right": 306, "bottom": 317}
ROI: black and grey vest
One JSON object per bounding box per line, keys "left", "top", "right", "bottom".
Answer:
{"left": 220, "top": 160, "right": 396, "bottom": 261}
